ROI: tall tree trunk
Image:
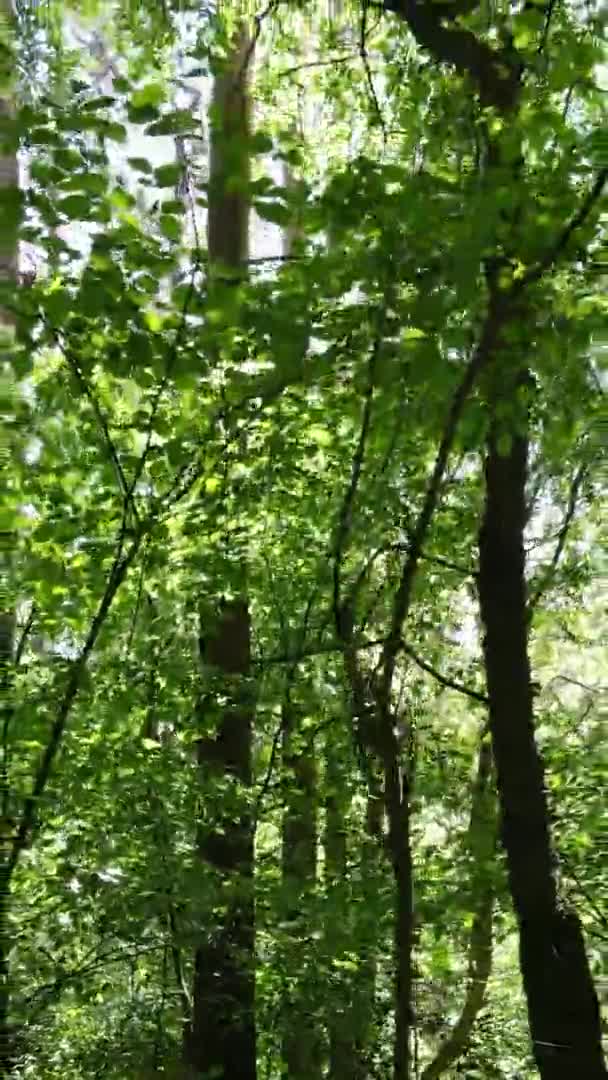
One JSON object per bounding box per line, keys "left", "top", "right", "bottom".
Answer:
{"left": 477, "top": 373, "right": 606, "bottom": 1080}
{"left": 324, "top": 744, "right": 352, "bottom": 1080}
{"left": 0, "top": 0, "right": 18, "bottom": 1067}
{"left": 339, "top": 635, "right": 413, "bottom": 1080}
{"left": 183, "top": 26, "right": 257, "bottom": 1080}
{"left": 325, "top": 743, "right": 380, "bottom": 1080}
{"left": 0, "top": 614, "right": 14, "bottom": 1076}
{"left": 386, "top": 756, "right": 413, "bottom": 1080}
{"left": 281, "top": 703, "right": 321, "bottom": 1080}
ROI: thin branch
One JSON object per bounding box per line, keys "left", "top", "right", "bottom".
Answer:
{"left": 419, "top": 551, "right": 478, "bottom": 578}
{"left": 360, "top": 2, "right": 386, "bottom": 141}
{"left": 379, "top": 289, "right": 508, "bottom": 707}
{"left": 48, "top": 322, "right": 136, "bottom": 519}
{"left": 255, "top": 633, "right": 389, "bottom": 669}
{"left": 333, "top": 325, "right": 382, "bottom": 635}
{"left": 168, "top": 903, "right": 192, "bottom": 1017}
{"left": 245, "top": 254, "right": 305, "bottom": 264}
{"left": 125, "top": 257, "right": 201, "bottom": 506}
{"left": 7, "top": 527, "right": 145, "bottom": 882}
{"left": 122, "top": 546, "right": 149, "bottom": 660}
{"left": 22, "top": 941, "right": 166, "bottom": 1019}
{"left": 549, "top": 674, "right": 604, "bottom": 695}
{"left": 401, "top": 640, "right": 488, "bottom": 705}
{"left": 238, "top": 0, "right": 279, "bottom": 83}
{"left": 14, "top": 603, "right": 36, "bottom": 665}
{"left": 254, "top": 589, "right": 317, "bottom": 822}
{"left": 561, "top": 856, "right": 608, "bottom": 933}
{"left": 528, "top": 461, "right": 588, "bottom": 615}
{"left": 276, "top": 53, "right": 356, "bottom": 79}
{"left": 520, "top": 168, "right": 607, "bottom": 288}
{"left": 538, "top": 0, "right": 559, "bottom": 55}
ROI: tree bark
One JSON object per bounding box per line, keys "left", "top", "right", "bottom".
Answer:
{"left": 183, "top": 25, "right": 257, "bottom": 1080}
{"left": 477, "top": 379, "right": 606, "bottom": 1080}
{"left": 185, "top": 599, "right": 256, "bottom": 1080}
{"left": 0, "top": 0, "right": 18, "bottom": 1066}
{"left": 281, "top": 704, "right": 321, "bottom": 1080}
{"left": 0, "top": 614, "right": 14, "bottom": 1076}
{"left": 339, "top": 634, "right": 413, "bottom": 1080}
{"left": 385, "top": 755, "right": 413, "bottom": 1080}
{"left": 325, "top": 745, "right": 380, "bottom": 1080}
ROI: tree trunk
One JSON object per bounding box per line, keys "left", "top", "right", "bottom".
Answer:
{"left": 340, "top": 638, "right": 413, "bottom": 1080}
{"left": 324, "top": 746, "right": 353, "bottom": 1080}
{"left": 183, "top": 25, "right": 257, "bottom": 1080}
{"left": 385, "top": 756, "right": 413, "bottom": 1080}
{"left": 185, "top": 599, "right": 256, "bottom": 1080}
{"left": 281, "top": 704, "right": 321, "bottom": 1080}
{"left": 477, "top": 379, "right": 606, "bottom": 1080}
{"left": 325, "top": 745, "right": 380, "bottom": 1080}
{"left": 0, "top": 0, "right": 18, "bottom": 1067}
{"left": 0, "top": 614, "right": 14, "bottom": 1076}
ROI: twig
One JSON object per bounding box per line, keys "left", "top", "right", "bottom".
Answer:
{"left": 419, "top": 551, "right": 478, "bottom": 578}
{"left": 276, "top": 53, "right": 356, "bottom": 79}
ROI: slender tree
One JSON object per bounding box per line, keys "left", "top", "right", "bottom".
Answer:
{"left": 357, "top": 2, "right": 607, "bottom": 1074}
{"left": 325, "top": 737, "right": 381, "bottom": 1080}
{"left": 281, "top": 700, "right": 321, "bottom": 1080}
{"left": 478, "top": 360, "right": 606, "bottom": 1079}
{"left": 0, "top": 0, "right": 19, "bottom": 1066}
{"left": 183, "top": 23, "right": 257, "bottom": 1080}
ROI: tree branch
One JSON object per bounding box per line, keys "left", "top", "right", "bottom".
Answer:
{"left": 379, "top": 289, "right": 509, "bottom": 709}
{"left": 6, "top": 530, "right": 144, "bottom": 882}
{"left": 401, "top": 641, "right": 488, "bottom": 704}
{"left": 520, "top": 168, "right": 607, "bottom": 289}
{"left": 333, "top": 323, "right": 383, "bottom": 636}
{"left": 528, "top": 461, "right": 588, "bottom": 616}
{"left": 383, "top": 0, "right": 522, "bottom": 111}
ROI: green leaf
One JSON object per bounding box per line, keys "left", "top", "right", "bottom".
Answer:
{"left": 159, "top": 214, "right": 181, "bottom": 242}
{"left": 145, "top": 109, "right": 197, "bottom": 137}
{"left": 58, "top": 194, "right": 94, "bottom": 220}
{"left": 254, "top": 200, "right": 290, "bottom": 226}
{"left": 154, "top": 163, "right": 184, "bottom": 188}
{"left": 131, "top": 82, "right": 165, "bottom": 109}
{"left": 127, "top": 156, "right": 153, "bottom": 174}
{"left": 127, "top": 103, "right": 161, "bottom": 125}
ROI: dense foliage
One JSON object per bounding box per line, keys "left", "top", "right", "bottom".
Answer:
{"left": 1, "top": 1, "right": 606, "bottom": 1078}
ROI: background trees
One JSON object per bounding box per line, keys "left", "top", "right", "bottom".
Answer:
{"left": 2, "top": 1, "right": 606, "bottom": 1078}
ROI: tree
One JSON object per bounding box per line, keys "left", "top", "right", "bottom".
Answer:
{"left": 183, "top": 22, "right": 257, "bottom": 1080}
{"left": 2, "top": 1, "right": 606, "bottom": 1077}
